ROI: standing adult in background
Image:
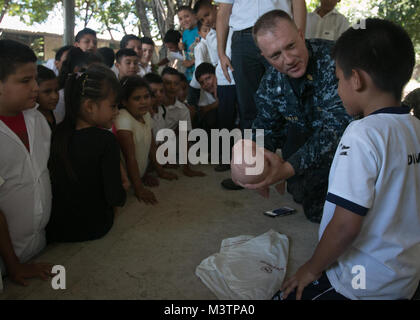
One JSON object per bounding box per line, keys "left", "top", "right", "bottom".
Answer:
{"left": 305, "top": 0, "right": 350, "bottom": 41}
{"left": 216, "top": 0, "right": 307, "bottom": 190}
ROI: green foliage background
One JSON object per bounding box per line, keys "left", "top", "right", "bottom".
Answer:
{"left": 307, "top": 0, "right": 420, "bottom": 51}
{"left": 1, "top": 0, "right": 419, "bottom": 51}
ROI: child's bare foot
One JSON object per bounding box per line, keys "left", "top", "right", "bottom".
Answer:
{"left": 8, "top": 262, "right": 55, "bottom": 286}
{"left": 135, "top": 187, "right": 158, "bottom": 205}
{"left": 164, "top": 164, "right": 179, "bottom": 169}
{"left": 158, "top": 170, "right": 178, "bottom": 180}
{"left": 143, "top": 174, "right": 159, "bottom": 187}
{"left": 183, "top": 166, "right": 206, "bottom": 177}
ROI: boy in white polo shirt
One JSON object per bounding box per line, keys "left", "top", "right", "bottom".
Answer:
{"left": 305, "top": 0, "right": 349, "bottom": 41}
{"left": 281, "top": 19, "right": 420, "bottom": 300}
{"left": 194, "top": 0, "right": 239, "bottom": 174}
{"left": 0, "top": 40, "right": 54, "bottom": 288}
{"left": 161, "top": 67, "right": 205, "bottom": 177}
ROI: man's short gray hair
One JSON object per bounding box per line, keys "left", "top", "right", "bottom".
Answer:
{"left": 252, "top": 10, "right": 297, "bottom": 46}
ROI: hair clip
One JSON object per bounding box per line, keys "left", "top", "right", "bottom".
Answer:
{"left": 80, "top": 73, "right": 88, "bottom": 96}
{"left": 75, "top": 72, "right": 84, "bottom": 79}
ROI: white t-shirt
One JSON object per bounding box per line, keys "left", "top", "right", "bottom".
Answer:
{"left": 305, "top": 9, "right": 350, "bottom": 41}
{"left": 111, "top": 64, "right": 119, "bottom": 78}
{"left": 190, "top": 39, "right": 211, "bottom": 89}
{"left": 319, "top": 107, "right": 420, "bottom": 300}
{"left": 205, "top": 29, "right": 219, "bottom": 67}
{"left": 115, "top": 109, "right": 153, "bottom": 178}
{"left": 206, "top": 28, "right": 236, "bottom": 86}
{"left": 44, "top": 58, "right": 59, "bottom": 76}
{"left": 54, "top": 89, "right": 65, "bottom": 124}
{"left": 198, "top": 90, "right": 217, "bottom": 107}
{"left": 216, "top": 0, "right": 293, "bottom": 31}
{"left": 0, "top": 108, "right": 52, "bottom": 274}
{"left": 111, "top": 63, "right": 149, "bottom": 78}
{"left": 152, "top": 105, "right": 167, "bottom": 142}
{"left": 138, "top": 63, "right": 152, "bottom": 77}
{"left": 167, "top": 50, "right": 186, "bottom": 75}
{"left": 164, "top": 99, "right": 192, "bottom": 132}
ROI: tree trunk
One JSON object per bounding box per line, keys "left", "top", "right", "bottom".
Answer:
{"left": 104, "top": 20, "right": 114, "bottom": 41}
{"left": 150, "top": 0, "right": 169, "bottom": 40}
{"left": 135, "top": 0, "right": 152, "bottom": 37}
{"left": 120, "top": 21, "right": 127, "bottom": 35}
{"left": 83, "top": 1, "right": 90, "bottom": 27}
{"left": 165, "top": 0, "right": 175, "bottom": 31}
{"left": 0, "top": 0, "right": 11, "bottom": 25}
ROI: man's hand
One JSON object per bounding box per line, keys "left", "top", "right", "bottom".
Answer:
{"left": 219, "top": 54, "right": 234, "bottom": 83}
{"left": 242, "top": 149, "right": 295, "bottom": 190}
{"left": 281, "top": 261, "right": 322, "bottom": 300}
{"left": 8, "top": 262, "right": 55, "bottom": 287}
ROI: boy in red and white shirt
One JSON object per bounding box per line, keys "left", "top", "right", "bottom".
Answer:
{"left": 0, "top": 40, "right": 54, "bottom": 288}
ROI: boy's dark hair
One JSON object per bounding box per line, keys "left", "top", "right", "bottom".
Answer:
{"left": 86, "top": 52, "right": 104, "bottom": 66}
{"left": 55, "top": 45, "right": 73, "bottom": 62}
{"left": 403, "top": 88, "right": 420, "bottom": 119}
{"left": 197, "top": 20, "right": 204, "bottom": 32}
{"left": 37, "top": 65, "right": 56, "bottom": 84}
{"left": 179, "top": 72, "right": 188, "bottom": 84}
{"left": 163, "top": 29, "right": 182, "bottom": 45}
{"left": 119, "top": 75, "right": 152, "bottom": 109}
{"left": 116, "top": 48, "right": 138, "bottom": 63}
{"left": 193, "top": 0, "right": 213, "bottom": 14}
{"left": 140, "top": 36, "right": 155, "bottom": 47}
{"left": 195, "top": 62, "right": 215, "bottom": 81}
{"left": 161, "top": 66, "right": 181, "bottom": 80}
{"left": 97, "top": 47, "right": 115, "bottom": 68}
{"left": 58, "top": 48, "right": 103, "bottom": 89}
{"left": 75, "top": 28, "right": 97, "bottom": 42}
{"left": 177, "top": 5, "right": 193, "bottom": 14}
{"left": 0, "top": 39, "right": 37, "bottom": 81}
{"left": 50, "top": 64, "right": 120, "bottom": 181}
{"left": 144, "top": 72, "right": 163, "bottom": 84}
{"left": 120, "top": 34, "right": 141, "bottom": 49}
{"left": 332, "top": 18, "right": 415, "bottom": 101}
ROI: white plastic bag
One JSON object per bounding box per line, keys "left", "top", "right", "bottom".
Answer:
{"left": 196, "top": 229, "right": 289, "bottom": 300}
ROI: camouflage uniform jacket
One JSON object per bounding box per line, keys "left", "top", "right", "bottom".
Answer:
{"left": 252, "top": 39, "right": 353, "bottom": 176}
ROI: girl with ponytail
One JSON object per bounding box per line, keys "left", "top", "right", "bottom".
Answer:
{"left": 47, "top": 64, "right": 126, "bottom": 242}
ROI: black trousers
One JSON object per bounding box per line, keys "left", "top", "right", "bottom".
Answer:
{"left": 231, "top": 31, "right": 269, "bottom": 129}
{"left": 282, "top": 125, "right": 329, "bottom": 223}
{"left": 273, "top": 272, "right": 349, "bottom": 300}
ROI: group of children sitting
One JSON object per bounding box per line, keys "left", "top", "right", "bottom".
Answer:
{"left": 0, "top": 23, "right": 217, "bottom": 284}
{"left": 0, "top": 2, "right": 236, "bottom": 288}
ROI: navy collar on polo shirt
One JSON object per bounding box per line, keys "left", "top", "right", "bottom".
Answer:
{"left": 369, "top": 106, "right": 411, "bottom": 116}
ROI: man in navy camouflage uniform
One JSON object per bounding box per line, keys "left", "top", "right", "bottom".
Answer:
{"left": 243, "top": 10, "right": 352, "bottom": 223}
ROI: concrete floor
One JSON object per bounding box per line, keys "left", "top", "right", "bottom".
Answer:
{"left": 0, "top": 165, "right": 319, "bottom": 300}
